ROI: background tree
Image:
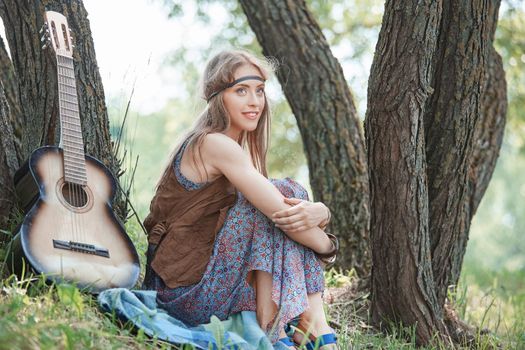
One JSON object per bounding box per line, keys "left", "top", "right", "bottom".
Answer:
{"left": 0, "top": 0, "right": 127, "bottom": 222}
{"left": 0, "top": 80, "right": 19, "bottom": 233}
{"left": 238, "top": 0, "right": 371, "bottom": 276}
{"left": 366, "top": 0, "right": 506, "bottom": 345}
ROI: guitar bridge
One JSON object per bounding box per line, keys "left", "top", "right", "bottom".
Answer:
{"left": 53, "top": 239, "right": 110, "bottom": 258}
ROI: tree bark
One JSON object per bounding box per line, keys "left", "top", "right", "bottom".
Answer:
{"left": 0, "top": 0, "right": 60, "bottom": 158}
{"left": 0, "top": 36, "right": 22, "bottom": 160}
{"left": 0, "top": 0, "right": 126, "bottom": 219}
{"left": 367, "top": 0, "right": 505, "bottom": 345}
{"left": 451, "top": 5, "right": 507, "bottom": 310}
{"left": 365, "top": 0, "right": 449, "bottom": 345}
{"left": 424, "top": 0, "right": 499, "bottom": 306}
{"left": 239, "top": 0, "right": 370, "bottom": 276}
{"left": 0, "top": 80, "right": 19, "bottom": 232}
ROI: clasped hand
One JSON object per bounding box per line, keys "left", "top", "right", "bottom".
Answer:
{"left": 271, "top": 197, "right": 329, "bottom": 233}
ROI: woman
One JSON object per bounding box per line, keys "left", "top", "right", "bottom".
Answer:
{"left": 143, "top": 49, "right": 339, "bottom": 349}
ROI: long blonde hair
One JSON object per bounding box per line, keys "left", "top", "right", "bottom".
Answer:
{"left": 158, "top": 49, "right": 276, "bottom": 186}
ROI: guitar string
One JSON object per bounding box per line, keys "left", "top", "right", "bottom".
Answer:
{"left": 60, "top": 59, "right": 81, "bottom": 244}
{"left": 60, "top": 63, "right": 74, "bottom": 244}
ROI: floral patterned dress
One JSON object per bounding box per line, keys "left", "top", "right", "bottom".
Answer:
{"left": 145, "top": 142, "right": 325, "bottom": 343}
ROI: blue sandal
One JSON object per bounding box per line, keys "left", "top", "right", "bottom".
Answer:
{"left": 303, "top": 333, "right": 338, "bottom": 350}
{"left": 284, "top": 318, "right": 338, "bottom": 349}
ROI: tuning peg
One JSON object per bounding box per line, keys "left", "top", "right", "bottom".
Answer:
{"left": 39, "top": 23, "right": 48, "bottom": 34}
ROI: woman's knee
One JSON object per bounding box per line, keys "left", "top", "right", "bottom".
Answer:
{"left": 270, "top": 178, "right": 309, "bottom": 201}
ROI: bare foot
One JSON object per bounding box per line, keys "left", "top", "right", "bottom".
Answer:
{"left": 290, "top": 320, "right": 338, "bottom": 349}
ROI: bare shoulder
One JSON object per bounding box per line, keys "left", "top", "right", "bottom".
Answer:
{"left": 201, "top": 133, "right": 244, "bottom": 159}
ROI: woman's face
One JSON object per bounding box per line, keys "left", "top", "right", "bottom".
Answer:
{"left": 222, "top": 64, "right": 266, "bottom": 140}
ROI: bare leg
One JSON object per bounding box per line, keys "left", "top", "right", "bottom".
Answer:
{"left": 292, "top": 292, "right": 337, "bottom": 349}
{"left": 253, "top": 270, "right": 277, "bottom": 331}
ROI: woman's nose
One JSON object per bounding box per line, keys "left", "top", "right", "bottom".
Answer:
{"left": 247, "top": 90, "right": 260, "bottom": 105}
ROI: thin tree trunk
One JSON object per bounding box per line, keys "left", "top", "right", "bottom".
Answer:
{"left": 424, "top": 1, "right": 497, "bottom": 306}
{"left": 0, "top": 36, "right": 22, "bottom": 161}
{"left": 239, "top": 0, "right": 370, "bottom": 276}
{"left": 365, "top": 0, "right": 449, "bottom": 345}
{"left": 0, "top": 80, "right": 19, "bottom": 232}
{"left": 446, "top": 4, "right": 507, "bottom": 317}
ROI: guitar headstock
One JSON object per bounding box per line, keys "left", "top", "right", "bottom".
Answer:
{"left": 41, "top": 11, "right": 73, "bottom": 57}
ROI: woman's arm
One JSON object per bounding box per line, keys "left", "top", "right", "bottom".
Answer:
{"left": 202, "top": 133, "right": 333, "bottom": 255}
{"left": 272, "top": 197, "right": 331, "bottom": 232}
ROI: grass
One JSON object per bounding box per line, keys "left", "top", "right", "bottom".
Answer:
{"left": 0, "top": 225, "right": 524, "bottom": 349}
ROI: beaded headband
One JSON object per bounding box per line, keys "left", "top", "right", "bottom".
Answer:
{"left": 206, "top": 75, "right": 266, "bottom": 103}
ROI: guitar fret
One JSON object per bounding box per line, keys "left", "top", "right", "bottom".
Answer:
{"left": 61, "top": 105, "right": 80, "bottom": 113}
{"left": 64, "top": 148, "right": 84, "bottom": 154}
{"left": 64, "top": 177, "right": 88, "bottom": 185}
{"left": 62, "top": 126, "right": 81, "bottom": 131}
{"left": 64, "top": 159, "right": 86, "bottom": 167}
{"left": 59, "top": 98, "right": 78, "bottom": 105}
{"left": 64, "top": 178, "right": 87, "bottom": 186}
{"left": 60, "top": 113, "right": 80, "bottom": 121}
{"left": 65, "top": 165, "right": 86, "bottom": 173}
{"left": 63, "top": 139, "right": 84, "bottom": 146}
{"left": 62, "top": 129, "right": 82, "bottom": 139}
{"left": 61, "top": 118, "right": 80, "bottom": 125}
{"left": 65, "top": 167, "right": 87, "bottom": 175}
{"left": 59, "top": 90, "right": 78, "bottom": 97}
{"left": 58, "top": 69, "right": 74, "bottom": 76}
{"left": 58, "top": 82, "right": 77, "bottom": 89}
{"left": 64, "top": 148, "right": 85, "bottom": 156}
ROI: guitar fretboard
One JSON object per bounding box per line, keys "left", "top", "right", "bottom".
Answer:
{"left": 57, "top": 55, "right": 87, "bottom": 185}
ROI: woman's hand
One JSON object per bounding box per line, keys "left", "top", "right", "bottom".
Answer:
{"left": 272, "top": 198, "right": 330, "bottom": 233}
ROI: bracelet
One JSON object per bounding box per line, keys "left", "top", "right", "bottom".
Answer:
{"left": 316, "top": 232, "right": 338, "bottom": 268}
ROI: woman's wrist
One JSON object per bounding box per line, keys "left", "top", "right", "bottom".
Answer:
{"left": 318, "top": 203, "right": 331, "bottom": 229}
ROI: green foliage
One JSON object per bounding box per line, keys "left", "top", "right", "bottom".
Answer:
{"left": 495, "top": 6, "right": 525, "bottom": 137}
{"left": 0, "top": 274, "right": 174, "bottom": 350}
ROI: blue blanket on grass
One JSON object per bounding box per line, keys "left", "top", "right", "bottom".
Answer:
{"left": 98, "top": 288, "right": 289, "bottom": 350}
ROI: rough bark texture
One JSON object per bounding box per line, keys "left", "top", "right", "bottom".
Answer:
{"left": 367, "top": 0, "right": 505, "bottom": 345}
{"left": 0, "top": 0, "right": 126, "bottom": 219}
{"left": 365, "top": 0, "right": 449, "bottom": 345}
{"left": 0, "top": 0, "right": 59, "bottom": 158}
{"left": 0, "top": 36, "right": 22, "bottom": 160}
{"left": 239, "top": 0, "right": 370, "bottom": 275}
{"left": 424, "top": 1, "right": 497, "bottom": 306}
{"left": 0, "top": 80, "right": 19, "bottom": 232}
{"left": 447, "top": 2, "right": 507, "bottom": 312}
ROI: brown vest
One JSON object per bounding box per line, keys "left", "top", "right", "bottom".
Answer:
{"left": 144, "top": 146, "right": 237, "bottom": 289}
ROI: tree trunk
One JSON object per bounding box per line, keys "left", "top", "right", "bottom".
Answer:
{"left": 451, "top": 5, "right": 507, "bottom": 312}
{"left": 0, "top": 80, "right": 19, "bottom": 232}
{"left": 239, "top": 0, "right": 370, "bottom": 276}
{"left": 0, "top": 36, "right": 22, "bottom": 160}
{"left": 367, "top": 0, "right": 505, "bottom": 345}
{"left": 365, "top": 0, "right": 449, "bottom": 344}
{"left": 424, "top": 0, "right": 499, "bottom": 306}
{"left": 0, "top": 0, "right": 126, "bottom": 219}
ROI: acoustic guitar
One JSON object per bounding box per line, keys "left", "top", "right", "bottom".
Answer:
{"left": 10, "top": 11, "right": 140, "bottom": 292}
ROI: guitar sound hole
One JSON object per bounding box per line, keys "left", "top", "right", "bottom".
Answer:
{"left": 61, "top": 182, "right": 88, "bottom": 208}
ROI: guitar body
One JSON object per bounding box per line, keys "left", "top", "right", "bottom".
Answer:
{"left": 12, "top": 146, "right": 140, "bottom": 292}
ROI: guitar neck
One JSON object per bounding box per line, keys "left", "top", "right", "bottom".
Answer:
{"left": 57, "top": 54, "right": 87, "bottom": 186}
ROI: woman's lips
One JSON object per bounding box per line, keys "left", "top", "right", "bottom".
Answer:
{"left": 242, "top": 112, "right": 259, "bottom": 120}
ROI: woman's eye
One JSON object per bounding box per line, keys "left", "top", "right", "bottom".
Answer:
{"left": 236, "top": 88, "right": 247, "bottom": 94}
{"left": 256, "top": 88, "right": 265, "bottom": 94}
